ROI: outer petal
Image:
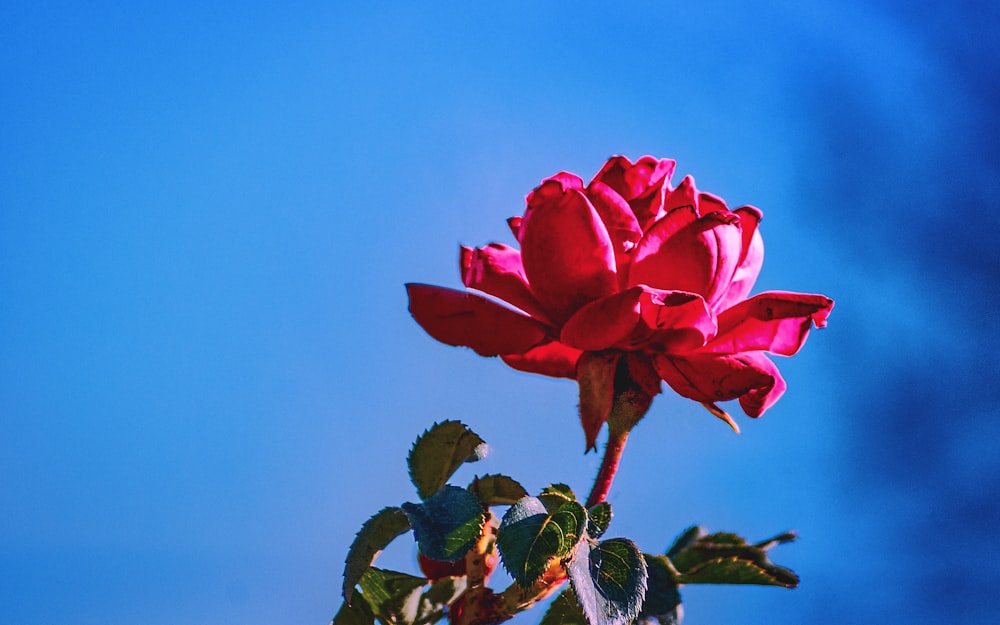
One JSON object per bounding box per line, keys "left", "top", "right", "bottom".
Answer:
{"left": 560, "top": 286, "right": 715, "bottom": 353}
{"left": 629, "top": 207, "right": 742, "bottom": 307}
{"left": 406, "top": 283, "right": 547, "bottom": 356}
{"left": 652, "top": 351, "right": 786, "bottom": 417}
{"left": 736, "top": 352, "right": 787, "bottom": 417}
{"left": 703, "top": 292, "right": 834, "bottom": 356}
{"left": 520, "top": 178, "right": 618, "bottom": 324}
{"left": 500, "top": 340, "right": 582, "bottom": 379}
{"left": 460, "top": 243, "right": 554, "bottom": 325}
{"left": 715, "top": 215, "right": 763, "bottom": 312}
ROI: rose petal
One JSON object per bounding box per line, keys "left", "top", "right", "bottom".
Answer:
{"left": 703, "top": 292, "right": 834, "bottom": 356}
{"left": 500, "top": 340, "right": 582, "bottom": 379}
{"left": 560, "top": 288, "right": 642, "bottom": 351}
{"left": 520, "top": 180, "right": 618, "bottom": 323}
{"left": 661, "top": 175, "right": 699, "bottom": 214}
{"left": 697, "top": 191, "right": 729, "bottom": 215}
{"left": 591, "top": 155, "right": 675, "bottom": 201}
{"left": 560, "top": 287, "right": 715, "bottom": 352}
{"left": 522, "top": 173, "right": 584, "bottom": 223}
{"left": 507, "top": 216, "right": 522, "bottom": 241}
{"left": 590, "top": 155, "right": 676, "bottom": 227}
{"left": 629, "top": 207, "right": 742, "bottom": 307}
{"left": 577, "top": 351, "right": 622, "bottom": 452}
{"left": 652, "top": 351, "right": 785, "bottom": 417}
{"left": 638, "top": 289, "right": 717, "bottom": 352}
{"left": 733, "top": 206, "right": 762, "bottom": 267}
{"left": 715, "top": 211, "right": 764, "bottom": 311}
{"left": 533, "top": 171, "right": 585, "bottom": 194}
{"left": 631, "top": 204, "right": 698, "bottom": 258}
{"left": 406, "top": 283, "right": 547, "bottom": 356}
{"left": 736, "top": 352, "right": 787, "bottom": 417}
{"left": 585, "top": 180, "right": 643, "bottom": 284}
{"left": 460, "top": 243, "right": 554, "bottom": 325}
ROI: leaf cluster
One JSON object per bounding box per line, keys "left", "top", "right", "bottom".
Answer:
{"left": 495, "top": 483, "right": 647, "bottom": 625}
{"left": 334, "top": 421, "right": 800, "bottom": 625}
{"left": 538, "top": 525, "right": 799, "bottom": 625}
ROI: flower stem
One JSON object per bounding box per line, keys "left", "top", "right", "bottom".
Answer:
{"left": 585, "top": 426, "right": 630, "bottom": 508}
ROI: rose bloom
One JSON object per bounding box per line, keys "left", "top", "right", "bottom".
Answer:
{"left": 407, "top": 156, "right": 832, "bottom": 448}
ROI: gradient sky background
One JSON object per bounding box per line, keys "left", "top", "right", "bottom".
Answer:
{"left": 2, "top": 2, "right": 998, "bottom": 624}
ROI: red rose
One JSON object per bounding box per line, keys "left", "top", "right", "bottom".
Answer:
{"left": 407, "top": 156, "right": 832, "bottom": 447}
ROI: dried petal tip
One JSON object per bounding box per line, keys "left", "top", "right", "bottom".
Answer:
{"left": 470, "top": 443, "right": 489, "bottom": 461}
{"left": 701, "top": 402, "right": 741, "bottom": 434}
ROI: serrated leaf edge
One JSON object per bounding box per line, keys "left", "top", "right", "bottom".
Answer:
{"left": 342, "top": 506, "right": 412, "bottom": 605}
{"left": 407, "top": 420, "right": 486, "bottom": 500}
{"left": 567, "top": 537, "right": 648, "bottom": 625}
{"left": 498, "top": 498, "right": 587, "bottom": 588}
{"left": 586, "top": 502, "right": 612, "bottom": 540}
{"left": 468, "top": 473, "right": 529, "bottom": 506}
{"left": 404, "top": 486, "right": 487, "bottom": 563}
{"left": 677, "top": 555, "right": 799, "bottom": 588}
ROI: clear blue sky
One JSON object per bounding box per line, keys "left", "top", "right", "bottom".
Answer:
{"left": 2, "top": 2, "right": 998, "bottom": 624}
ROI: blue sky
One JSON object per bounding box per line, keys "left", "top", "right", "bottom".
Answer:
{"left": 2, "top": 2, "right": 998, "bottom": 624}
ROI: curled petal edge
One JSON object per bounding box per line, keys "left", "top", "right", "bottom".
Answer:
{"left": 500, "top": 340, "right": 582, "bottom": 380}
{"left": 652, "top": 351, "right": 787, "bottom": 419}
{"left": 459, "top": 243, "right": 554, "bottom": 326}
{"left": 705, "top": 292, "right": 834, "bottom": 356}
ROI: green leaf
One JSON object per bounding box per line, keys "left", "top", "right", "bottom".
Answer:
{"left": 679, "top": 557, "right": 798, "bottom": 587}
{"left": 539, "top": 483, "right": 578, "bottom": 513}
{"left": 586, "top": 502, "right": 612, "bottom": 540}
{"left": 331, "top": 595, "right": 375, "bottom": 625}
{"left": 468, "top": 474, "right": 528, "bottom": 506}
{"left": 341, "top": 576, "right": 464, "bottom": 625}
{"left": 541, "top": 483, "right": 577, "bottom": 500}
{"left": 568, "top": 538, "right": 647, "bottom": 625}
{"left": 408, "top": 421, "right": 487, "bottom": 500}
{"left": 669, "top": 530, "right": 799, "bottom": 588}
{"left": 634, "top": 613, "right": 682, "bottom": 625}
{"left": 665, "top": 526, "right": 704, "bottom": 559}
{"left": 639, "top": 555, "right": 682, "bottom": 625}
{"left": 358, "top": 567, "right": 427, "bottom": 625}
{"left": 414, "top": 577, "right": 467, "bottom": 625}
{"left": 343, "top": 507, "right": 412, "bottom": 604}
{"left": 497, "top": 496, "right": 587, "bottom": 587}
{"left": 402, "top": 485, "right": 486, "bottom": 562}
{"left": 539, "top": 587, "right": 588, "bottom": 625}
{"left": 754, "top": 531, "right": 798, "bottom": 550}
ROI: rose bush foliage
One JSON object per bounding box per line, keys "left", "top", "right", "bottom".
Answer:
{"left": 406, "top": 155, "right": 832, "bottom": 447}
